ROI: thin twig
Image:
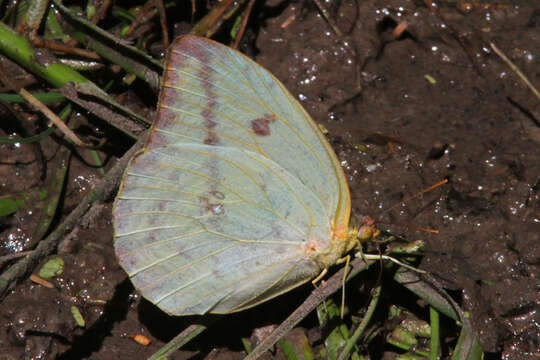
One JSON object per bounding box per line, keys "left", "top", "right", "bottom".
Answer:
{"left": 490, "top": 42, "right": 540, "bottom": 100}
{"left": 0, "top": 60, "right": 88, "bottom": 147}
{"left": 0, "top": 251, "right": 34, "bottom": 267}
{"left": 232, "top": 0, "right": 256, "bottom": 49}
{"left": 423, "top": 0, "right": 484, "bottom": 76}
{"left": 190, "top": 0, "right": 242, "bottom": 38}
{"left": 125, "top": 0, "right": 170, "bottom": 49}
{"left": 91, "top": 0, "right": 112, "bottom": 25}
{"left": 311, "top": 0, "right": 343, "bottom": 37}
{"left": 19, "top": 88, "right": 87, "bottom": 147}
{"left": 33, "top": 37, "right": 101, "bottom": 60}
{"left": 148, "top": 322, "right": 214, "bottom": 360}
{"left": 29, "top": 274, "right": 54, "bottom": 288}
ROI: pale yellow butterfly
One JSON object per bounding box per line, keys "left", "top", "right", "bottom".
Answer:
{"left": 112, "top": 35, "right": 365, "bottom": 315}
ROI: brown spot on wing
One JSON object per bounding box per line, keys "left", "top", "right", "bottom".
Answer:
{"left": 208, "top": 203, "right": 224, "bottom": 216}
{"left": 209, "top": 190, "right": 225, "bottom": 200}
{"left": 203, "top": 133, "right": 219, "bottom": 145}
{"left": 201, "top": 109, "right": 217, "bottom": 129}
{"left": 199, "top": 196, "right": 225, "bottom": 216}
{"left": 251, "top": 114, "right": 276, "bottom": 136}
{"left": 157, "top": 36, "right": 222, "bottom": 146}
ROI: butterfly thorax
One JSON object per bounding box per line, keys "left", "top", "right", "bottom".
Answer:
{"left": 304, "top": 228, "right": 354, "bottom": 270}
{"left": 308, "top": 218, "right": 379, "bottom": 270}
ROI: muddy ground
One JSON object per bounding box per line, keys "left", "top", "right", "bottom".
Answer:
{"left": 0, "top": 0, "right": 538, "bottom": 359}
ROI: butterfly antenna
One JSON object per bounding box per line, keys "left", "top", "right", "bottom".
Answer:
{"left": 405, "top": 225, "right": 439, "bottom": 234}
{"left": 375, "top": 179, "right": 447, "bottom": 234}
{"left": 387, "top": 141, "right": 396, "bottom": 154}
{"left": 348, "top": 128, "right": 428, "bottom": 153}
{"left": 378, "top": 178, "right": 448, "bottom": 217}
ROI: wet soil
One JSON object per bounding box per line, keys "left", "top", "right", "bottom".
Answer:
{"left": 0, "top": 0, "right": 538, "bottom": 359}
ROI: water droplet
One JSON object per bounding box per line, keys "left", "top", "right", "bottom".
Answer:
{"left": 211, "top": 204, "right": 224, "bottom": 215}
{"left": 366, "top": 164, "right": 377, "bottom": 172}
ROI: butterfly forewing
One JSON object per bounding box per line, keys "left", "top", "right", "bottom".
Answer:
{"left": 154, "top": 36, "right": 350, "bottom": 225}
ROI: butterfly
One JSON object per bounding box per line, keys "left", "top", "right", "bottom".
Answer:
{"left": 112, "top": 35, "right": 370, "bottom": 315}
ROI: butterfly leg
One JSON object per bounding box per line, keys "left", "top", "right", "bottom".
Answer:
{"left": 311, "top": 268, "right": 328, "bottom": 286}
{"left": 356, "top": 252, "right": 427, "bottom": 274}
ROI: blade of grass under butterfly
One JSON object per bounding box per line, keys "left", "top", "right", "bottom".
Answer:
{"left": 337, "top": 285, "right": 381, "bottom": 360}
{"left": 148, "top": 323, "right": 209, "bottom": 360}
{"left": 394, "top": 268, "right": 484, "bottom": 359}
{"left": 429, "top": 306, "right": 440, "bottom": 360}
{"left": 27, "top": 146, "right": 70, "bottom": 249}
{"left": 0, "top": 92, "right": 65, "bottom": 103}
{"left": 0, "top": 187, "right": 48, "bottom": 216}
{"left": 0, "top": 126, "right": 55, "bottom": 144}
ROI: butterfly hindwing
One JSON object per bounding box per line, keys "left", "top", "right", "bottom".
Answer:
{"left": 114, "top": 143, "right": 330, "bottom": 314}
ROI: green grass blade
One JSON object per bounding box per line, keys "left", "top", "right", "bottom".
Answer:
{"left": 429, "top": 306, "right": 440, "bottom": 360}
{"left": 148, "top": 324, "right": 208, "bottom": 360}
{"left": 279, "top": 339, "right": 299, "bottom": 360}
{"left": 0, "top": 188, "right": 48, "bottom": 216}
{"left": 0, "top": 92, "right": 65, "bottom": 103}
{"left": 28, "top": 146, "right": 70, "bottom": 248}
{"left": 338, "top": 285, "right": 381, "bottom": 360}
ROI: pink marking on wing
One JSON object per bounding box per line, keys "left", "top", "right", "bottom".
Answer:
{"left": 203, "top": 133, "right": 219, "bottom": 145}
{"left": 209, "top": 190, "right": 225, "bottom": 200}
{"left": 251, "top": 114, "right": 277, "bottom": 136}
{"left": 199, "top": 196, "right": 225, "bottom": 216}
